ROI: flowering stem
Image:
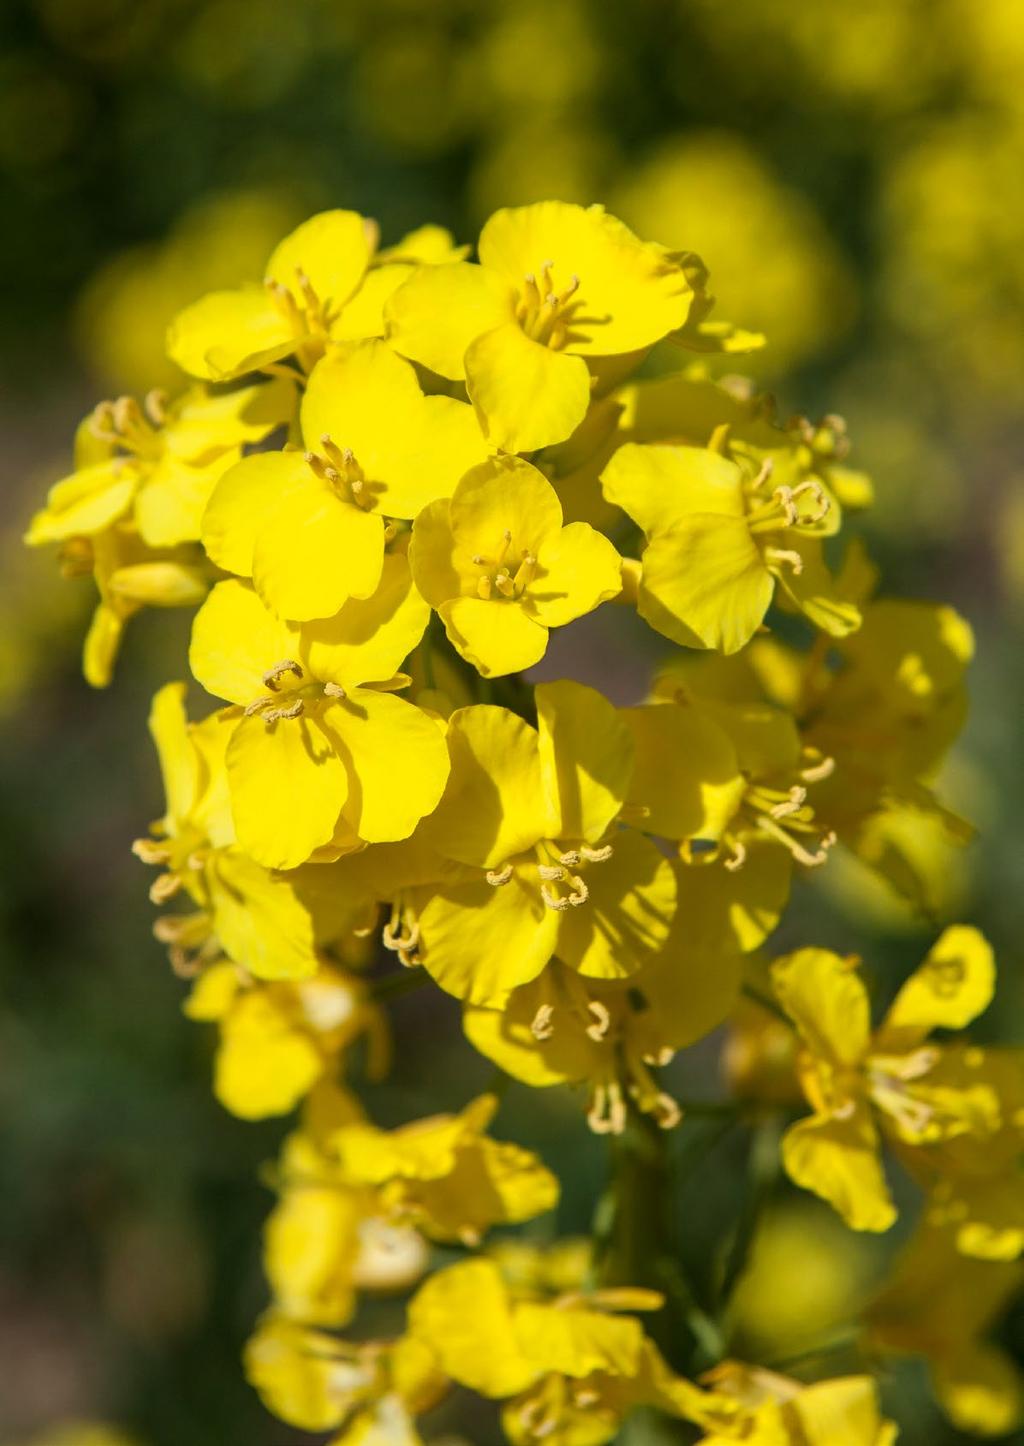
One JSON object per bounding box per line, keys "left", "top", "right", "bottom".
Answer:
{"left": 716, "top": 1114, "right": 783, "bottom": 1316}
{"left": 594, "top": 1104, "right": 725, "bottom": 1374}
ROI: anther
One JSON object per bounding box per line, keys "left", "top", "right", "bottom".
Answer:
{"left": 751, "top": 457, "right": 775, "bottom": 490}
{"left": 144, "top": 389, "right": 168, "bottom": 426}
{"left": 770, "top": 784, "right": 807, "bottom": 819}
{"left": 262, "top": 659, "right": 304, "bottom": 691}
{"left": 132, "top": 837, "right": 170, "bottom": 865}
{"left": 800, "top": 753, "right": 835, "bottom": 783}
{"left": 537, "top": 864, "right": 567, "bottom": 882}
{"left": 585, "top": 1000, "right": 611, "bottom": 1041}
{"left": 263, "top": 699, "right": 305, "bottom": 725}
{"left": 530, "top": 1003, "right": 555, "bottom": 1041}
{"left": 580, "top": 843, "right": 613, "bottom": 863}
{"left": 652, "top": 1092, "right": 682, "bottom": 1130}
{"left": 723, "top": 837, "right": 747, "bottom": 872}
{"left": 382, "top": 918, "right": 420, "bottom": 953}
{"left": 149, "top": 872, "right": 182, "bottom": 905}
{"left": 764, "top": 546, "right": 804, "bottom": 575}
{"left": 323, "top": 682, "right": 346, "bottom": 698}
{"left": 486, "top": 863, "right": 514, "bottom": 886}
{"left": 541, "top": 885, "right": 571, "bottom": 912}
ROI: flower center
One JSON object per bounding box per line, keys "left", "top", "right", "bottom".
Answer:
{"left": 515, "top": 260, "right": 581, "bottom": 349}
{"left": 484, "top": 839, "right": 614, "bottom": 910}
{"left": 741, "top": 456, "right": 833, "bottom": 579}
{"left": 305, "top": 434, "right": 377, "bottom": 511}
{"left": 471, "top": 529, "right": 537, "bottom": 600}
{"left": 243, "top": 658, "right": 346, "bottom": 727}
{"left": 685, "top": 748, "right": 837, "bottom": 872}
{"left": 87, "top": 391, "right": 167, "bottom": 462}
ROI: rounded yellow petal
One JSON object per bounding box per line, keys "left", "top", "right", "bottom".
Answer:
{"left": 385, "top": 261, "right": 512, "bottom": 379}
{"left": 189, "top": 579, "right": 300, "bottom": 706}
{"left": 601, "top": 443, "right": 745, "bottom": 535}
{"left": 323, "top": 689, "right": 450, "bottom": 844}
{"left": 535, "top": 679, "right": 633, "bottom": 842}
{"left": 227, "top": 711, "right": 347, "bottom": 869}
{"left": 408, "top": 1259, "right": 538, "bottom": 1397}
{"left": 639, "top": 516, "right": 775, "bottom": 654}
{"left": 478, "top": 201, "right": 691, "bottom": 354}
{"left": 417, "top": 877, "right": 560, "bottom": 1007}
{"left": 253, "top": 475, "right": 386, "bottom": 621}
{"left": 26, "top": 463, "right": 136, "bottom": 545}
{"left": 166, "top": 286, "right": 295, "bottom": 381}
{"left": 264, "top": 1185, "right": 361, "bottom": 1325}
{"left": 440, "top": 595, "right": 547, "bottom": 677}
{"left": 556, "top": 830, "right": 677, "bottom": 980}
{"left": 301, "top": 547, "right": 429, "bottom": 689}
{"left": 137, "top": 451, "right": 239, "bottom": 549}
{"left": 771, "top": 948, "right": 872, "bottom": 1067}
{"left": 266, "top": 209, "right": 376, "bottom": 314}
{"left": 530, "top": 521, "right": 622, "bottom": 627}
{"left": 623, "top": 702, "right": 744, "bottom": 842}
{"left": 774, "top": 537, "right": 861, "bottom": 638}
{"left": 207, "top": 850, "right": 318, "bottom": 980}
{"left": 408, "top": 497, "right": 459, "bottom": 608}
{"left": 421, "top": 705, "right": 543, "bottom": 869}
{"left": 148, "top": 681, "right": 201, "bottom": 830}
{"left": 215, "top": 995, "right": 323, "bottom": 1120}
{"left": 450, "top": 455, "right": 564, "bottom": 570}
{"left": 465, "top": 321, "right": 591, "bottom": 453}
{"left": 782, "top": 1110, "right": 897, "bottom": 1233}
{"left": 876, "top": 926, "right": 995, "bottom": 1052}
{"left": 202, "top": 450, "right": 313, "bottom": 579}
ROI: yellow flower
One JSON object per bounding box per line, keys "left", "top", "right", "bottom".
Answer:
{"left": 408, "top": 1256, "right": 703, "bottom": 1443}
{"left": 244, "top": 1314, "right": 444, "bottom": 1439}
{"left": 866, "top": 1220, "right": 1024, "bottom": 1437}
{"left": 264, "top": 1125, "right": 429, "bottom": 1328}
{"left": 183, "top": 959, "right": 388, "bottom": 1120}
{"left": 409, "top": 455, "right": 622, "bottom": 676}
{"left": 317, "top": 1092, "right": 560, "bottom": 1246}
{"left": 137, "top": 683, "right": 376, "bottom": 980}
{"left": 202, "top": 340, "right": 489, "bottom": 621}
{"left": 166, "top": 209, "right": 378, "bottom": 381}
{"left": 602, "top": 431, "right": 859, "bottom": 654}
{"left": 188, "top": 550, "right": 449, "bottom": 869}
{"left": 464, "top": 945, "right": 736, "bottom": 1135}
{"left": 386, "top": 201, "right": 695, "bottom": 452}
{"left": 772, "top": 927, "right": 1001, "bottom": 1232}
{"left": 692, "top": 1361, "right": 897, "bottom": 1445}
{"left": 410, "top": 681, "right": 676, "bottom": 1006}
{"left": 25, "top": 381, "right": 292, "bottom": 551}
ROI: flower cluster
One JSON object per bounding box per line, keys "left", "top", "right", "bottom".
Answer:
{"left": 26, "top": 200, "right": 1020, "bottom": 1443}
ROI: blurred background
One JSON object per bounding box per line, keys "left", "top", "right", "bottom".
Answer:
{"left": 1, "top": 0, "right": 1022, "bottom": 1442}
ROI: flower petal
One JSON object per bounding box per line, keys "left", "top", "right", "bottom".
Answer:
{"left": 417, "top": 876, "right": 560, "bottom": 1009}
{"left": 301, "top": 546, "right": 429, "bottom": 689}
{"left": 440, "top": 596, "right": 547, "bottom": 678}
{"left": 876, "top": 926, "right": 995, "bottom": 1052}
{"left": 386, "top": 261, "right": 513, "bottom": 379}
{"left": 771, "top": 948, "right": 871, "bottom": 1067}
{"left": 227, "top": 711, "right": 347, "bottom": 869}
{"left": 207, "top": 849, "right": 319, "bottom": 980}
{"left": 323, "top": 689, "right": 450, "bottom": 844}
{"left": 465, "top": 321, "right": 591, "bottom": 452}
{"left": 202, "top": 450, "right": 313, "bottom": 579}
{"left": 556, "top": 830, "right": 676, "bottom": 980}
{"left": 530, "top": 521, "right": 622, "bottom": 627}
{"left": 535, "top": 680, "right": 633, "bottom": 842}
{"left": 639, "top": 515, "right": 774, "bottom": 654}
{"left": 601, "top": 443, "right": 744, "bottom": 535}
{"left": 782, "top": 1108, "right": 897, "bottom": 1232}
{"left": 622, "top": 701, "right": 744, "bottom": 841}
{"left": 253, "top": 475, "right": 385, "bottom": 620}
{"left": 266, "top": 209, "right": 376, "bottom": 313}
{"left": 167, "top": 286, "right": 296, "bottom": 382}
{"left": 189, "top": 579, "right": 300, "bottom": 706}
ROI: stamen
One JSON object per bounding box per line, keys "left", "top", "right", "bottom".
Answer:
{"left": 566, "top": 875, "right": 589, "bottom": 906}
{"left": 750, "top": 457, "right": 774, "bottom": 490}
{"left": 132, "top": 837, "right": 170, "bottom": 865}
{"left": 580, "top": 843, "right": 613, "bottom": 862}
{"left": 149, "top": 872, "right": 182, "bottom": 904}
{"left": 723, "top": 836, "right": 747, "bottom": 872}
{"left": 756, "top": 814, "right": 836, "bottom": 867}
{"left": 530, "top": 1003, "right": 555, "bottom": 1041}
{"left": 764, "top": 546, "right": 804, "bottom": 575}
{"left": 486, "top": 863, "right": 513, "bottom": 886}
{"left": 262, "top": 658, "right": 303, "bottom": 691}
{"left": 144, "top": 389, "right": 168, "bottom": 426}
{"left": 800, "top": 753, "right": 835, "bottom": 783}
{"left": 770, "top": 784, "right": 807, "bottom": 820}
{"left": 652, "top": 1092, "right": 682, "bottom": 1130}
{"left": 537, "top": 864, "right": 567, "bottom": 882}
{"left": 585, "top": 1000, "right": 611, "bottom": 1041}
{"left": 262, "top": 699, "right": 305, "bottom": 724}
{"left": 323, "top": 681, "right": 347, "bottom": 698}
{"left": 382, "top": 917, "right": 420, "bottom": 953}
{"left": 587, "top": 1080, "right": 627, "bottom": 1135}
{"left": 541, "top": 885, "right": 571, "bottom": 911}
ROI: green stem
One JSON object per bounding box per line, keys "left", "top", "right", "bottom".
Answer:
{"left": 716, "top": 1114, "right": 783, "bottom": 1317}
{"left": 594, "top": 1105, "right": 726, "bottom": 1374}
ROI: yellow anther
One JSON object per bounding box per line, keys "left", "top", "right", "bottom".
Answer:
{"left": 587, "top": 1080, "right": 627, "bottom": 1136}
{"left": 132, "top": 837, "right": 170, "bottom": 865}
{"left": 750, "top": 456, "right": 774, "bottom": 490}
{"left": 541, "top": 884, "right": 571, "bottom": 912}
{"left": 486, "top": 863, "right": 514, "bottom": 886}
{"left": 764, "top": 546, "right": 804, "bottom": 575}
{"left": 800, "top": 753, "right": 835, "bottom": 783}
{"left": 537, "top": 864, "right": 567, "bottom": 882}
{"left": 580, "top": 843, "right": 613, "bottom": 863}
{"left": 756, "top": 814, "right": 835, "bottom": 867}
{"left": 585, "top": 1000, "right": 611, "bottom": 1041}
{"left": 144, "top": 388, "right": 168, "bottom": 426}
{"left": 770, "top": 784, "right": 808, "bottom": 819}
{"left": 723, "top": 837, "right": 747, "bottom": 872}
{"left": 262, "top": 658, "right": 304, "bottom": 691}
{"left": 323, "top": 681, "right": 347, "bottom": 699}
{"left": 477, "top": 575, "right": 493, "bottom": 600}
{"left": 382, "top": 916, "right": 420, "bottom": 953}
{"left": 530, "top": 1003, "right": 555, "bottom": 1041}
{"left": 149, "top": 872, "right": 183, "bottom": 905}
{"left": 652, "top": 1092, "right": 682, "bottom": 1130}
{"left": 261, "top": 698, "right": 305, "bottom": 725}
